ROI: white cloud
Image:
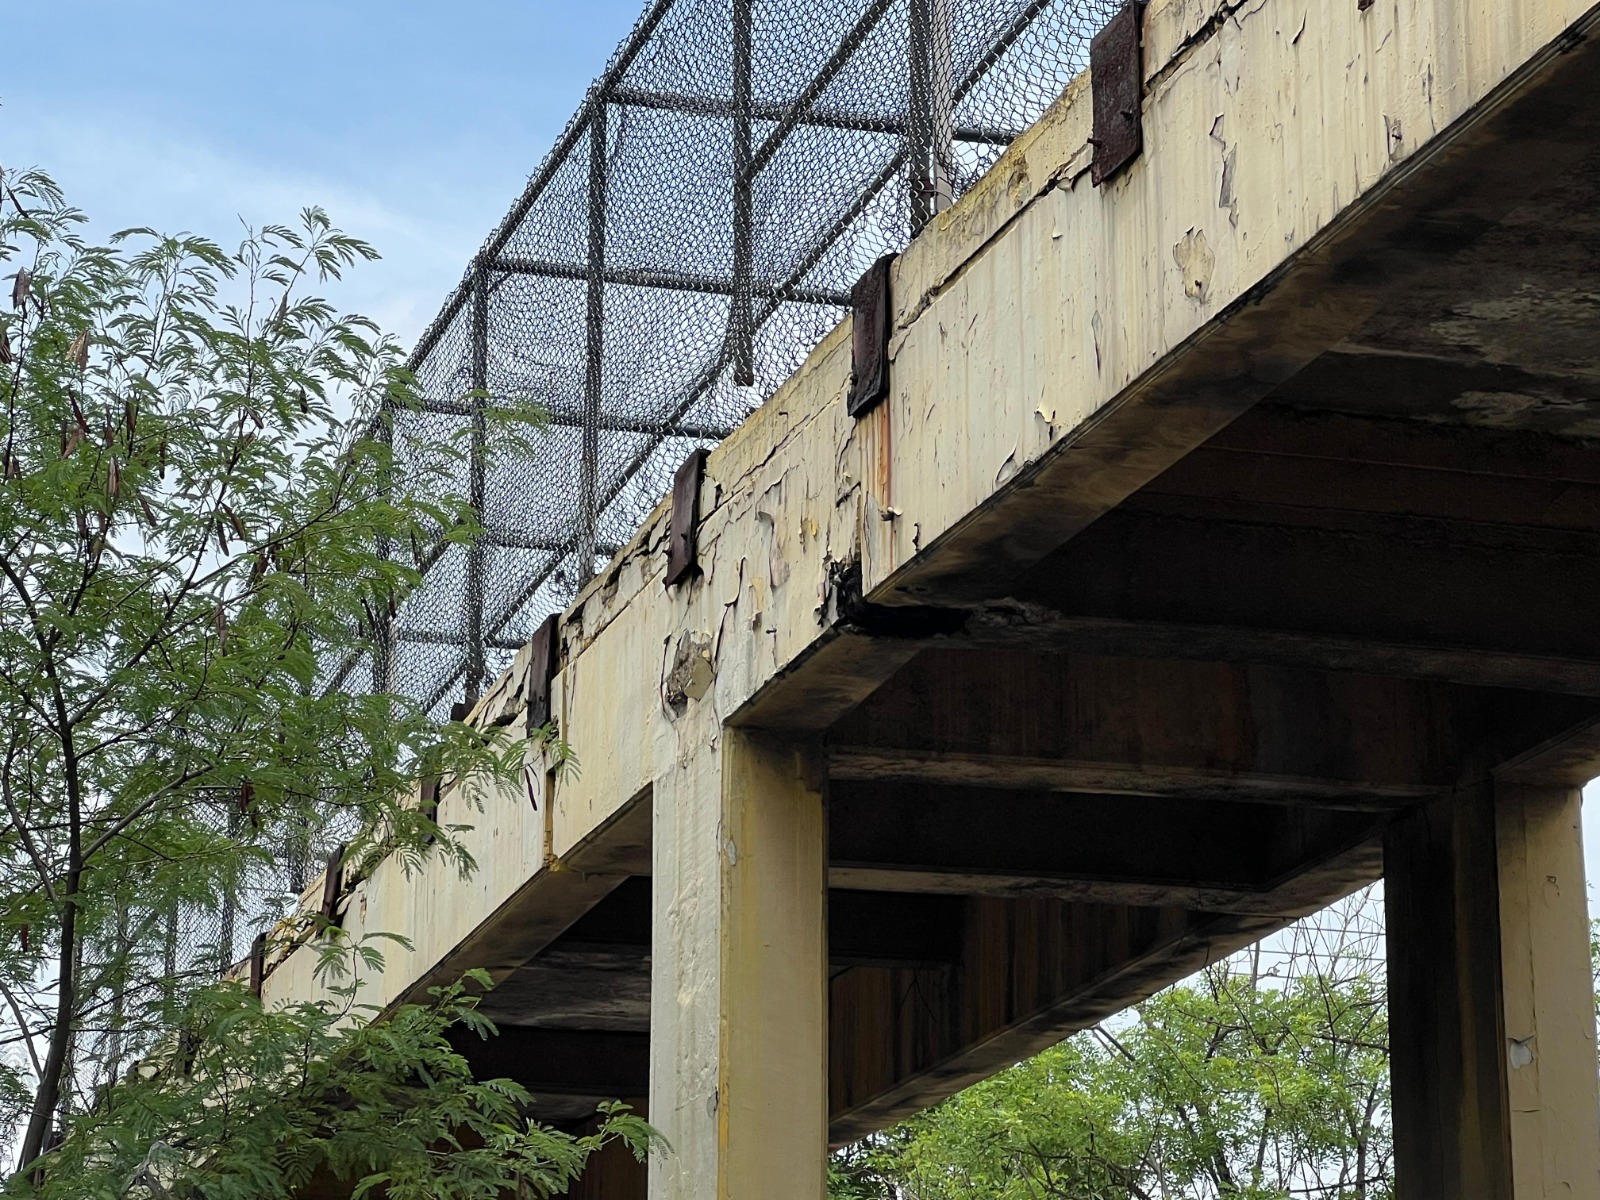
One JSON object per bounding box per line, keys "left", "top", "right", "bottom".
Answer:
{"left": 2, "top": 106, "right": 494, "bottom": 347}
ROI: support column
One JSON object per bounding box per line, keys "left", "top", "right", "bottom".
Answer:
{"left": 650, "top": 728, "right": 828, "bottom": 1200}
{"left": 1386, "top": 783, "right": 1600, "bottom": 1199}
{"left": 1496, "top": 784, "right": 1600, "bottom": 1199}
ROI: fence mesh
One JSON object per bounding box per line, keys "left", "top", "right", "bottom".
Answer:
{"left": 320, "top": 0, "right": 1122, "bottom": 718}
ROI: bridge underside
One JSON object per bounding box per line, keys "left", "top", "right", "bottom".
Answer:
{"left": 278, "top": 2, "right": 1600, "bottom": 1196}
{"left": 458, "top": 90, "right": 1600, "bottom": 1190}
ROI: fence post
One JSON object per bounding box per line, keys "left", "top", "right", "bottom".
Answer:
{"left": 908, "top": 0, "right": 954, "bottom": 235}
{"left": 466, "top": 264, "right": 489, "bottom": 705}
{"left": 579, "top": 103, "right": 609, "bottom": 586}
{"left": 732, "top": 0, "right": 756, "bottom": 386}
{"left": 372, "top": 396, "right": 396, "bottom": 697}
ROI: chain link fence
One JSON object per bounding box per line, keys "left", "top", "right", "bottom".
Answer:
{"left": 322, "top": 0, "right": 1123, "bottom": 716}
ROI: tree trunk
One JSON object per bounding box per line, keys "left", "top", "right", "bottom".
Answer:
{"left": 19, "top": 870, "right": 79, "bottom": 1169}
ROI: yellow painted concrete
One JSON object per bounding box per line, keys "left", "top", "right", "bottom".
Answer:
{"left": 1496, "top": 784, "right": 1600, "bottom": 1199}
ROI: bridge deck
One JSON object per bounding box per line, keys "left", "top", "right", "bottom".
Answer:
{"left": 269, "top": 0, "right": 1600, "bottom": 1195}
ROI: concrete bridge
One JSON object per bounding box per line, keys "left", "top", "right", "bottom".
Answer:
{"left": 268, "top": 0, "right": 1600, "bottom": 1194}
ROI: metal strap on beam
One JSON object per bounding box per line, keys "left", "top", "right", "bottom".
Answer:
{"left": 1090, "top": 1, "right": 1145, "bottom": 186}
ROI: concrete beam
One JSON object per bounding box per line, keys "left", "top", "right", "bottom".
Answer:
{"left": 830, "top": 651, "right": 1483, "bottom": 795}
{"left": 828, "top": 782, "right": 1383, "bottom": 915}
{"left": 828, "top": 745, "right": 1430, "bottom": 808}
{"left": 828, "top": 900, "right": 1281, "bottom": 1145}
{"left": 446, "top": 1027, "right": 650, "bottom": 1099}
{"left": 1014, "top": 506, "right": 1600, "bottom": 694}
{"left": 1211, "top": 403, "right": 1600, "bottom": 488}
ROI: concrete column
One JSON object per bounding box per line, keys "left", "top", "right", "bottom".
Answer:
{"left": 1386, "top": 783, "right": 1600, "bottom": 1200}
{"left": 1496, "top": 784, "right": 1600, "bottom": 1199}
{"left": 649, "top": 727, "right": 828, "bottom": 1200}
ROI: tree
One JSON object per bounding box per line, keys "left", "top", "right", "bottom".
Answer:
{"left": 0, "top": 164, "right": 571, "bottom": 1180}
{"left": 832, "top": 893, "right": 1394, "bottom": 1200}
{"left": 22, "top": 969, "right": 652, "bottom": 1199}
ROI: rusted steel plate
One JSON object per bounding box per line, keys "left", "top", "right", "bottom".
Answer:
{"left": 527, "top": 613, "right": 560, "bottom": 728}
{"left": 665, "top": 448, "right": 710, "bottom": 587}
{"left": 248, "top": 933, "right": 266, "bottom": 995}
{"left": 847, "top": 255, "right": 895, "bottom": 418}
{"left": 419, "top": 774, "right": 441, "bottom": 823}
{"left": 319, "top": 844, "right": 345, "bottom": 925}
{"left": 1090, "top": 2, "right": 1144, "bottom": 186}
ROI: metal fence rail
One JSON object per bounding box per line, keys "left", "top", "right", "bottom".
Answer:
{"left": 328, "top": 0, "right": 1122, "bottom": 717}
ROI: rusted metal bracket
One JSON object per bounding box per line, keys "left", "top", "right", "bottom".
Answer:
{"left": 248, "top": 933, "right": 266, "bottom": 996}
{"left": 319, "top": 845, "right": 345, "bottom": 926}
{"left": 847, "top": 254, "right": 896, "bottom": 418}
{"left": 526, "top": 613, "right": 560, "bottom": 729}
{"left": 826, "top": 558, "right": 969, "bottom": 637}
{"left": 665, "top": 448, "right": 710, "bottom": 587}
{"left": 1090, "top": 2, "right": 1145, "bottom": 187}
{"left": 419, "top": 774, "right": 441, "bottom": 824}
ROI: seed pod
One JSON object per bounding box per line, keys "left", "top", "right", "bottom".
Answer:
{"left": 133, "top": 485, "right": 157, "bottom": 526}
{"left": 0, "top": 327, "right": 12, "bottom": 365}
{"left": 214, "top": 601, "right": 229, "bottom": 653}
{"left": 10, "top": 268, "right": 29, "bottom": 311}
{"left": 123, "top": 397, "right": 137, "bottom": 436}
{"left": 68, "top": 329, "right": 89, "bottom": 370}
{"left": 107, "top": 458, "right": 120, "bottom": 498}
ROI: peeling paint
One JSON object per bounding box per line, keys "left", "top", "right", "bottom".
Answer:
{"left": 1174, "top": 227, "right": 1216, "bottom": 301}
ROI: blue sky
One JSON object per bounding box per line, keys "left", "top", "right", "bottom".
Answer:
{"left": 0, "top": 0, "right": 644, "bottom": 344}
